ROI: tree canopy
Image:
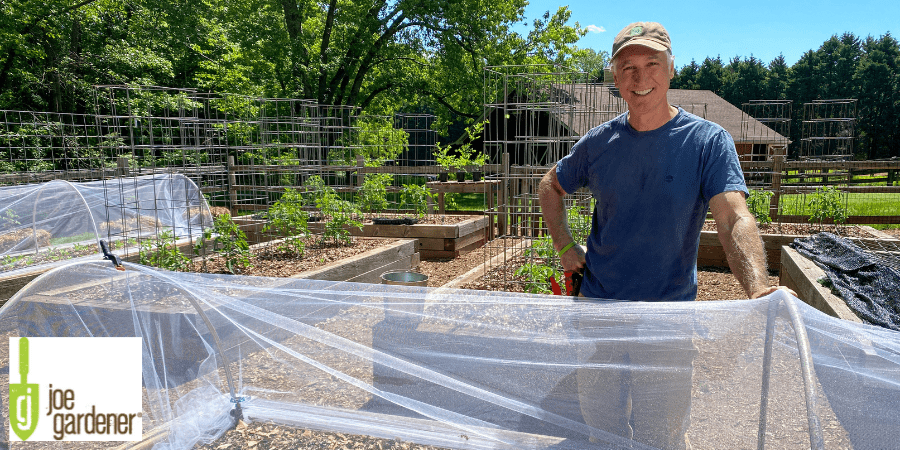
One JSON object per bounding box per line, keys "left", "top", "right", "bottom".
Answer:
{"left": 0, "top": 0, "right": 586, "bottom": 131}
{"left": 0, "top": 3, "right": 897, "bottom": 158}
{"left": 672, "top": 32, "right": 900, "bottom": 158}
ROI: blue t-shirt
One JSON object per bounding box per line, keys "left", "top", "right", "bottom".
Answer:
{"left": 556, "top": 108, "right": 748, "bottom": 302}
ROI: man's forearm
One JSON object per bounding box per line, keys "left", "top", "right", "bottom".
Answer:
{"left": 538, "top": 172, "right": 573, "bottom": 251}
{"left": 719, "top": 215, "right": 769, "bottom": 297}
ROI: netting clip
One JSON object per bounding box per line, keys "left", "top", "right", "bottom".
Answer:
{"left": 99, "top": 239, "right": 124, "bottom": 271}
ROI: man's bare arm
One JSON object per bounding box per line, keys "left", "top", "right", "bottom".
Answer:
{"left": 538, "top": 168, "right": 585, "bottom": 272}
{"left": 709, "top": 191, "right": 794, "bottom": 298}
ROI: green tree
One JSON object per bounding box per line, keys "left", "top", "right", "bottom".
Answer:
{"left": 569, "top": 47, "right": 609, "bottom": 82}
{"left": 722, "top": 55, "right": 768, "bottom": 107}
{"left": 696, "top": 56, "right": 725, "bottom": 95}
{"left": 854, "top": 33, "right": 900, "bottom": 158}
{"left": 765, "top": 55, "right": 790, "bottom": 100}
{"left": 672, "top": 59, "right": 700, "bottom": 90}
{"left": 817, "top": 33, "right": 863, "bottom": 100}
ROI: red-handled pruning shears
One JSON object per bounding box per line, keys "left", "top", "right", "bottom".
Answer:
{"left": 549, "top": 270, "right": 583, "bottom": 296}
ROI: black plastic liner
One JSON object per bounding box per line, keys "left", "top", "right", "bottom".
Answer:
{"left": 792, "top": 232, "right": 900, "bottom": 331}
{"left": 372, "top": 217, "right": 419, "bottom": 225}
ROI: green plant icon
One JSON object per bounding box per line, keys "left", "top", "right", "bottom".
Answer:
{"left": 10, "top": 337, "right": 39, "bottom": 440}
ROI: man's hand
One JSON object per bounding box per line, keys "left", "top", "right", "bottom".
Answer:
{"left": 559, "top": 243, "right": 586, "bottom": 273}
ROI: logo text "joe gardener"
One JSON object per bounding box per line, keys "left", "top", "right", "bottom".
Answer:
{"left": 47, "top": 385, "right": 139, "bottom": 440}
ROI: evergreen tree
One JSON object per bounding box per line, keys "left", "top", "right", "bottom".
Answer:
{"left": 672, "top": 59, "right": 700, "bottom": 90}
{"left": 765, "top": 55, "right": 790, "bottom": 100}
{"left": 696, "top": 56, "right": 725, "bottom": 95}
{"left": 854, "top": 33, "right": 900, "bottom": 158}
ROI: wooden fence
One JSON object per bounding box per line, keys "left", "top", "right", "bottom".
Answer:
{"left": 741, "top": 157, "right": 900, "bottom": 224}
{"left": 224, "top": 156, "right": 900, "bottom": 226}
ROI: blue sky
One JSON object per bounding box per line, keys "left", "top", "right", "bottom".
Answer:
{"left": 516, "top": 0, "right": 898, "bottom": 69}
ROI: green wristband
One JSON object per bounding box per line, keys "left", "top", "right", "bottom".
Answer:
{"left": 558, "top": 242, "right": 575, "bottom": 257}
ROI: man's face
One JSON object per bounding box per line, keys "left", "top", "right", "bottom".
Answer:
{"left": 613, "top": 46, "right": 674, "bottom": 117}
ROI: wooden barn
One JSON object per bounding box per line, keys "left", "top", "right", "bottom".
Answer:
{"left": 474, "top": 85, "right": 790, "bottom": 166}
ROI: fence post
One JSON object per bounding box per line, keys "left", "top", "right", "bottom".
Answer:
{"left": 116, "top": 157, "right": 129, "bottom": 177}
{"left": 356, "top": 155, "right": 365, "bottom": 188}
{"left": 228, "top": 155, "right": 237, "bottom": 214}
{"left": 499, "top": 152, "right": 509, "bottom": 237}
{"left": 771, "top": 155, "right": 785, "bottom": 220}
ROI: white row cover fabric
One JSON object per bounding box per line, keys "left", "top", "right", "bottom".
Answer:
{"left": 0, "top": 174, "right": 211, "bottom": 268}
{"left": 1, "top": 261, "right": 899, "bottom": 449}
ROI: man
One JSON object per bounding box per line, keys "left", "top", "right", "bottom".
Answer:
{"left": 539, "top": 21, "right": 787, "bottom": 302}
{"left": 538, "top": 22, "right": 793, "bottom": 448}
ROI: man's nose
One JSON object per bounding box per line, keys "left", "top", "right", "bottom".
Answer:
{"left": 631, "top": 68, "right": 645, "bottom": 82}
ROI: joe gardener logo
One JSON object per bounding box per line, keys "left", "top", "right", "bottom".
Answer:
{"left": 8, "top": 337, "right": 142, "bottom": 442}
{"left": 10, "top": 337, "right": 38, "bottom": 440}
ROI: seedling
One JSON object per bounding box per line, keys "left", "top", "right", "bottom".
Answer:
{"left": 434, "top": 121, "right": 488, "bottom": 176}
{"left": 358, "top": 173, "right": 393, "bottom": 215}
{"left": 203, "top": 213, "right": 253, "bottom": 273}
{"left": 306, "top": 175, "right": 362, "bottom": 244}
{"left": 140, "top": 230, "right": 192, "bottom": 272}
{"left": 807, "top": 186, "right": 848, "bottom": 226}
{"left": 400, "top": 183, "right": 435, "bottom": 219}
{"left": 264, "top": 188, "right": 309, "bottom": 255}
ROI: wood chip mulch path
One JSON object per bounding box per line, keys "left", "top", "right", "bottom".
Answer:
{"left": 196, "top": 421, "right": 450, "bottom": 450}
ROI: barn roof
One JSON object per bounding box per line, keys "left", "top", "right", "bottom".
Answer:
{"left": 552, "top": 84, "right": 791, "bottom": 145}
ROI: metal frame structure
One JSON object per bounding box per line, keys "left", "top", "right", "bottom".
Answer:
{"left": 800, "top": 99, "right": 857, "bottom": 161}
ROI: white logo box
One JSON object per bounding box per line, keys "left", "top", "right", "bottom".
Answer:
{"left": 9, "top": 337, "right": 142, "bottom": 442}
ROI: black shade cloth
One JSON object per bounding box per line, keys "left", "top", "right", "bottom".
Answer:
{"left": 791, "top": 232, "right": 900, "bottom": 331}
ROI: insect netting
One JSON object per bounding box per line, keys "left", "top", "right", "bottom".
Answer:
{"left": 1, "top": 260, "right": 899, "bottom": 449}
{"left": 0, "top": 174, "right": 212, "bottom": 273}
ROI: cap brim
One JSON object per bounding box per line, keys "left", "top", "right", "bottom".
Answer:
{"left": 612, "top": 39, "right": 669, "bottom": 59}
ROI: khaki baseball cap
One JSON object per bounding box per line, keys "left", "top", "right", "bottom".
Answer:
{"left": 611, "top": 22, "right": 671, "bottom": 59}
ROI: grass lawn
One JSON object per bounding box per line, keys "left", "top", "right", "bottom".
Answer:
{"left": 778, "top": 192, "right": 900, "bottom": 229}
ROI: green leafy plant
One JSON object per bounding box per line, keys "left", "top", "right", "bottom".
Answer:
{"left": 264, "top": 189, "right": 309, "bottom": 255}
{"left": 807, "top": 186, "right": 848, "bottom": 225}
{"left": 202, "top": 213, "right": 252, "bottom": 273}
{"left": 515, "top": 262, "right": 562, "bottom": 295}
{"left": 515, "top": 236, "right": 564, "bottom": 294}
{"left": 140, "top": 230, "right": 192, "bottom": 271}
{"left": 306, "top": 175, "right": 362, "bottom": 244}
{"left": 358, "top": 173, "right": 393, "bottom": 215}
{"left": 2, "top": 208, "right": 21, "bottom": 228}
{"left": 434, "top": 121, "right": 488, "bottom": 174}
{"left": 400, "top": 183, "right": 435, "bottom": 219}
{"left": 747, "top": 190, "right": 775, "bottom": 224}
{"left": 356, "top": 117, "right": 409, "bottom": 166}
{"left": 567, "top": 203, "right": 592, "bottom": 243}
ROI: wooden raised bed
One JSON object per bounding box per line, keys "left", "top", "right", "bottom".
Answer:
{"left": 778, "top": 245, "right": 863, "bottom": 323}
{"left": 290, "top": 238, "right": 419, "bottom": 284}
{"left": 6, "top": 238, "right": 420, "bottom": 387}
{"left": 698, "top": 230, "right": 799, "bottom": 268}
{"left": 698, "top": 229, "right": 891, "bottom": 268}
{"left": 2, "top": 237, "right": 419, "bottom": 307}
{"left": 308, "top": 215, "right": 490, "bottom": 260}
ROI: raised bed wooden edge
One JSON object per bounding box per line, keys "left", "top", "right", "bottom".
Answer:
{"left": 291, "top": 238, "right": 419, "bottom": 284}
{"left": 698, "top": 229, "right": 894, "bottom": 268}
{"left": 778, "top": 245, "right": 862, "bottom": 323}
{"left": 235, "top": 215, "right": 489, "bottom": 260}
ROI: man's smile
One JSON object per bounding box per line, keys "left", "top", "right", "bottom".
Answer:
{"left": 633, "top": 88, "right": 653, "bottom": 96}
